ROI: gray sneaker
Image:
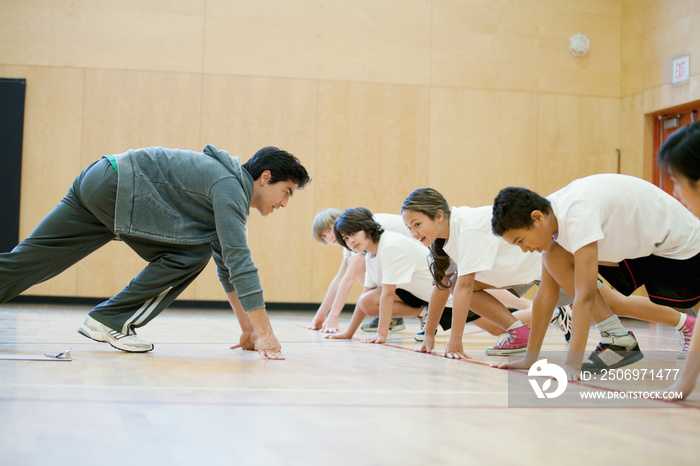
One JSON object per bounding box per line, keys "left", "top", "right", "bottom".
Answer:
{"left": 360, "top": 317, "right": 405, "bottom": 332}
{"left": 78, "top": 316, "right": 154, "bottom": 353}
{"left": 581, "top": 331, "right": 643, "bottom": 374}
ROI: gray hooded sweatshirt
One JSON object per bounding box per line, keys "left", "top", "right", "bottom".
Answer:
{"left": 112, "top": 145, "right": 263, "bottom": 312}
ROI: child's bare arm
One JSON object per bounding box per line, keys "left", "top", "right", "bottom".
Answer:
{"left": 565, "top": 242, "right": 601, "bottom": 379}
{"left": 662, "top": 313, "right": 700, "bottom": 400}
{"left": 445, "top": 273, "right": 474, "bottom": 359}
{"left": 308, "top": 257, "right": 348, "bottom": 329}
{"left": 325, "top": 287, "right": 371, "bottom": 340}
{"left": 417, "top": 285, "right": 450, "bottom": 353}
{"left": 362, "top": 284, "right": 396, "bottom": 344}
{"left": 322, "top": 255, "right": 364, "bottom": 332}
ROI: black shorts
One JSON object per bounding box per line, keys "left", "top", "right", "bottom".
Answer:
{"left": 598, "top": 252, "right": 700, "bottom": 308}
{"left": 395, "top": 288, "right": 453, "bottom": 331}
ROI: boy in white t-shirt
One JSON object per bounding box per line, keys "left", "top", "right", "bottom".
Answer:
{"left": 325, "top": 208, "right": 455, "bottom": 344}
{"left": 308, "top": 209, "right": 411, "bottom": 333}
{"left": 491, "top": 174, "right": 700, "bottom": 380}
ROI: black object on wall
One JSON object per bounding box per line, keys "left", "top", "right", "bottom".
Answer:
{"left": 0, "top": 78, "right": 26, "bottom": 253}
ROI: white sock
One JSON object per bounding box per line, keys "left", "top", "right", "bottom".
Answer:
{"left": 595, "top": 315, "right": 627, "bottom": 336}
{"left": 507, "top": 320, "right": 524, "bottom": 331}
{"left": 676, "top": 313, "right": 687, "bottom": 330}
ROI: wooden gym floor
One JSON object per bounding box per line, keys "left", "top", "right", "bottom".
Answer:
{"left": 0, "top": 303, "right": 697, "bottom": 466}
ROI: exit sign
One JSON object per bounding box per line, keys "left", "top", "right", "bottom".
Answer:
{"left": 672, "top": 55, "right": 690, "bottom": 85}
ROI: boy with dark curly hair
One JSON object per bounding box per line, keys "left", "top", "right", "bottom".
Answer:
{"left": 491, "top": 174, "right": 700, "bottom": 380}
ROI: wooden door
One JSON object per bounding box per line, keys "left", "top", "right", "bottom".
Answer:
{"left": 652, "top": 102, "right": 700, "bottom": 198}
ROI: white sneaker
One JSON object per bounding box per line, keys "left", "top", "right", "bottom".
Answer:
{"left": 415, "top": 306, "right": 434, "bottom": 342}
{"left": 418, "top": 306, "right": 428, "bottom": 328}
{"left": 550, "top": 304, "right": 572, "bottom": 342}
{"left": 78, "top": 316, "right": 154, "bottom": 353}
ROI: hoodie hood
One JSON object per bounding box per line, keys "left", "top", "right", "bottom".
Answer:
{"left": 203, "top": 144, "right": 253, "bottom": 201}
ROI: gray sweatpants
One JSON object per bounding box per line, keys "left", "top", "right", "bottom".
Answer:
{"left": 0, "top": 158, "right": 211, "bottom": 334}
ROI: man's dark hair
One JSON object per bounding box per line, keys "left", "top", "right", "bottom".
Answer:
{"left": 491, "top": 187, "right": 552, "bottom": 236}
{"left": 658, "top": 120, "right": 700, "bottom": 183}
{"left": 333, "top": 207, "right": 384, "bottom": 251}
{"left": 242, "top": 146, "right": 311, "bottom": 189}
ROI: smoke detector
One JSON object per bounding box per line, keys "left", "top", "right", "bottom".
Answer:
{"left": 569, "top": 33, "right": 590, "bottom": 57}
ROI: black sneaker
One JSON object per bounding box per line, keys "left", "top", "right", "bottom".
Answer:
{"left": 581, "top": 331, "right": 643, "bottom": 374}
{"left": 360, "top": 317, "right": 405, "bottom": 332}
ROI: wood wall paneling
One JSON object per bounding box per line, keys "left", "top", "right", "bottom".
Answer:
{"left": 431, "top": 0, "right": 621, "bottom": 96}
{"left": 0, "top": 65, "right": 85, "bottom": 297}
{"left": 203, "top": 0, "right": 432, "bottom": 85}
{"left": 199, "top": 75, "right": 318, "bottom": 159}
{"left": 81, "top": 69, "right": 203, "bottom": 158}
{"left": 314, "top": 81, "right": 430, "bottom": 214}
{"left": 0, "top": 0, "right": 206, "bottom": 73}
{"left": 619, "top": 92, "right": 646, "bottom": 179}
{"left": 536, "top": 94, "right": 620, "bottom": 196}
{"left": 641, "top": 0, "right": 700, "bottom": 114}
{"left": 621, "top": 0, "right": 645, "bottom": 97}
{"left": 642, "top": 1, "right": 699, "bottom": 90}
{"left": 643, "top": 74, "right": 700, "bottom": 114}
{"left": 643, "top": 0, "right": 697, "bottom": 30}
{"left": 427, "top": 88, "right": 539, "bottom": 207}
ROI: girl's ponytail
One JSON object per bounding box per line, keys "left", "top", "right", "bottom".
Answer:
{"left": 429, "top": 238, "right": 452, "bottom": 290}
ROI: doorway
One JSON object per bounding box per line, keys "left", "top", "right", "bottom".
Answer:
{"left": 0, "top": 77, "right": 26, "bottom": 252}
{"left": 652, "top": 100, "right": 700, "bottom": 199}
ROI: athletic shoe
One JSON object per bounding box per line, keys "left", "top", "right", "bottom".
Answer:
{"left": 675, "top": 314, "right": 695, "bottom": 359}
{"left": 414, "top": 306, "right": 437, "bottom": 342}
{"left": 581, "top": 331, "right": 643, "bottom": 373}
{"left": 485, "top": 324, "right": 529, "bottom": 355}
{"left": 78, "top": 316, "right": 154, "bottom": 353}
{"left": 550, "top": 304, "right": 573, "bottom": 342}
{"left": 414, "top": 330, "right": 436, "bottom": 342}
{"left": 360, "top": 317, "right": 405, "bottom": 332}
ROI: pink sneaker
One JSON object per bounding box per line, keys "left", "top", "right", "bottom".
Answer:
{"left": 485, "top": 324, "right": 529, "bottom": 356}
{"left": 676, "top": 314, "right": 695, "bottom": 359}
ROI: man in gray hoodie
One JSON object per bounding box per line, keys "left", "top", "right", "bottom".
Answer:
{"left": 0, "top": 145, "right": 311, "bottom": 359}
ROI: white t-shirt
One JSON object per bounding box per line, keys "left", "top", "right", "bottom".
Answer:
{"left": 549, "top": 174, "right": 700, "bottom": 262}
{"left": 365, "top": 231, "right": 453, "bottom": 306}
{"left": 342, "top": 246, "right": 356, "bottom": 260}
{"left": 340, "top": 213, "right": 412, "bottom": 260}
{"left": 374, "top": 213, "right": 412, "bottom": 238}
{"left": 443, "top": 206, "right": 541, "bottom": 288}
